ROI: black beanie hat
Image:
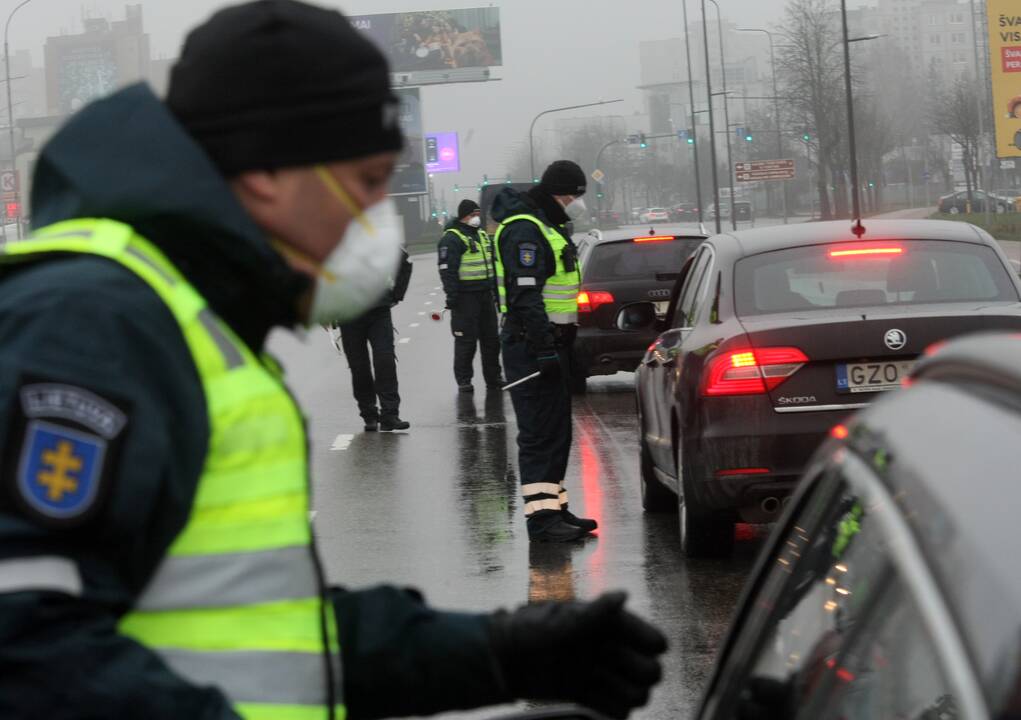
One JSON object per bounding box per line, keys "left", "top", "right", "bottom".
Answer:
{"left": 167, "top": 0, "right": 403, "bottom": 176}
{"left": 540, "top": 160, "right": 587, "bottom": 196}
{"left": 457, "top": 199, "right": 480, "bottom": 219}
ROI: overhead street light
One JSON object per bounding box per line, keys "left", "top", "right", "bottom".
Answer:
{"left": 528, "top": 98, "right": 624, "bottom": 181}
{"left": 5, "top": 0, "right": 38, "bottom": 240}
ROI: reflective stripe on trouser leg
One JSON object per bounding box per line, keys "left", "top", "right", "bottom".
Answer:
{"left": 559, "top": 487, "right": 569, "bottom": 508}
{"left": 522, "top": 482, "right": 561, "bottom": 517}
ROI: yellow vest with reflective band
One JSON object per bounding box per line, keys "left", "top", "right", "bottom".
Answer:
{"left": 445, "top": 227, "right": 494, "bottom": 283}
{"left": 493, "top": 214, "right": 581, "bottom": 324}
{"left": 0, "top": 218, "right": 343, "bottom": 720}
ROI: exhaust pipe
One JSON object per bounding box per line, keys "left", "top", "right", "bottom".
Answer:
{"left": 760, "top": 497, "right": 781, "bottom": 515}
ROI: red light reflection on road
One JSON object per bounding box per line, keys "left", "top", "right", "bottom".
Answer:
{"left": 577, "top": 423, "right": 606, "bottom": 594}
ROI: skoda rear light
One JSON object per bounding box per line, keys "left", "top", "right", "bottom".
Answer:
{"left": 828, "top": 245, "right": 904, "bottom": 259}
{"left": 577, "top": 290, "right": 615, "bottom": 313}
{"left": 702, "top": 347, "right": 808, "bottom": 396}
{"left": 634, "top": 235, "right": 674, "bottom": 243}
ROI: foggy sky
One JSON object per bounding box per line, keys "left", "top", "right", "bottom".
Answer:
{"left": 8, "top": 0, "right": 787, "bottom": 205}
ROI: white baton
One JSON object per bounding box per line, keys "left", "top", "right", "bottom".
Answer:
{"left": 502, "top": 371, "right": 542, "bottom": 392}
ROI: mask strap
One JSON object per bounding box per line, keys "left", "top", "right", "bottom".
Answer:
{"left": 315, "top": 165, "right": 375, "bottom": 235}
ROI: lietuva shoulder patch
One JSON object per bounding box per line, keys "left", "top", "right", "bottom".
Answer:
{"left": 518, "top": 243, "right": 538, "bottom": 268}
{"left": 439, "top": 245, "right": 448, "bottom": 261}
{"left": 4, "top": 381, "right": 128, "bottom": 526}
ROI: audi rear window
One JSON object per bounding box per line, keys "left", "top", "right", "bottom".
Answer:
{"left": 582, "top": 238, "right": 702, "bottom": 282}
{"left": 734, "top": 240, "right": 1019, "bottom": 316}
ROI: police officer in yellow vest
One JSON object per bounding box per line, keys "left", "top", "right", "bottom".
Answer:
{"left": 438, "top": 199, "right": 503, "bottom": 392}
{"left": 492, "top": 161, "right": 595, "bottom": 543}
{"left": 0, "top": 3, "right": 668, "bottom": 719}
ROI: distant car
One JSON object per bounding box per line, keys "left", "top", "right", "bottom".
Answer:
{"left": 693, "top": 333, "right": 1021, "bottom": 720}
{"left": 625, "top": 219, "right": 1021, "bottom": 557}
{"left": 670, "top": 203, "right": 700, "bottom": 222}
{"left": 640, "top": 207, "right": 670, "bottom": 224}
{"left": 937, "top": 189, "right": 1012, "bottom": 214}
{"left": 571, "top": 227, "right": 706, "bottom": 393}
{"left": 733, "top": 201, "right": 753, "bottom": 222}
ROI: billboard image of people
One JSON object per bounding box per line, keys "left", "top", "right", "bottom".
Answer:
{"left": 350, "top": 8, "right": 502, "bottom": 73}
{"left": 988, "top": 0, "right": 1021, "bottom": 157}
{"left": 56, "top": 45, "right": 118, "bottom": 114}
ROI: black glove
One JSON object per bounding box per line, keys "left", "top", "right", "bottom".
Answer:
{"left": 536, "top": 351, "right": 562, "bottom": 382}
{"left": 489, "top": 592, "right": 668, "bottom": 719}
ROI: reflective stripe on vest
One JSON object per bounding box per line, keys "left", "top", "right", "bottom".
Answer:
{"left": 493, "top": 214, "right": 581, "bottom": 323}
{"left": 0, "top": 219, "right": 343, "bottom": 720}
{"left": 445, "top": 227, "right": 494, "bottom": 282}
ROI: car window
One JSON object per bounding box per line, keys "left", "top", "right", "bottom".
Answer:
{"left": 704, "top": 467, "right": 968, "bottom": 720}
{"left": 582, "top": 238, "right": 702, "bottom": 282}
{"left": 734, "top": 240, "right": 1019, "bottom": 315}
{"left": 673, "top": 248, "right": 711, "bottom": 328}
{"left": 686, "top": 258, "right": 715, "bottom": 326}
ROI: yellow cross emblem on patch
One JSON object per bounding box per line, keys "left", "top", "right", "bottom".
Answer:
{"left": 36, "top": 440, "right": 83, "bottom": 501}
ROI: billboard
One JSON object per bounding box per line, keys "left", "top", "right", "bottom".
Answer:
{"left": 391, "top": 88, "right": 427, "bottom": 196}
{"left": 988, "top": 0, "right": 1021, "bottom": 157}
{"left": 425, "top": 132, "right": 460, "bottom": 174}
{"left": 55, "top": 44, "right": 118, "bottom": 114}
{"left": 350, "top": 8, "right": 502, "bottom": 73}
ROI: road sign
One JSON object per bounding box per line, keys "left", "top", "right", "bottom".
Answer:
{"left": 591, "top": 169, "right": 606, "bottom": 185}
{"left": 734, "top": 159, "right": 796, "bottom": 182}
{"left": 0, "top": 170, "right": 16, "bottom": 201}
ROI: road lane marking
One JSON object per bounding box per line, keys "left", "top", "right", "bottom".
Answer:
{"left": 418, "top": 311, "right": 427, "bottom": 316}
{"left": 330, "top": 434, "right": 354, "bottom": 451}
{"left": 399, "top": 338, "right": 411, "bottom": 344}
{"left": 429, "top": 292, "right": 437, "bottom": 296}
{"left": 424, "top": 301, "right": 433, "bottom": 306}
{"left": 433, "top": 286, "right": 442, "bottom": 290}
{"left": 410, "top": 322, "right": 420, "bottom": 327}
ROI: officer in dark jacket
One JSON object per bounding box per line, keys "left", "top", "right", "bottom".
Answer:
{"left": 338, "top": 247, "right": 412, "bottom": 431}
{"left": 0, "top": 3, "right": 667, "bottom": 719}
{"left": 438, "top": 199, "right": 503, "bottom": 392}
{"left": 492, "top": 161, "right": 596, "bottom": 543}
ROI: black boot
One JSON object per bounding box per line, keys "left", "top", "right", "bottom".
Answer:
{"left": 527, "top": 512, "right": 591, "bottom": 543}
{"left": 380, "top": 416, "right": 410, "bottom": 431}
{"left": 561, "top": 507, "right": 598, "bottom": 532}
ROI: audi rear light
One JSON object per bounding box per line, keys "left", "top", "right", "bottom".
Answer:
{"left": 577, "top": 290, "right": 615, "bottom": 313}
{"left": 702, "top": 347, "right": 809, "bottom": 396}
{"left": 828, "top": 245, "right": 904, "bottom": 259}
{"left": 633, "top": 235, "right": 674, "bottom": 243}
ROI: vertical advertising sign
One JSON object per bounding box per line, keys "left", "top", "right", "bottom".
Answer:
{"left": 988, "top": 0, "right": 1021, "bottom": 157}
{"left": 390, "top": 88, "right": 427, "bottom": 196}
{"left": 425, "top": 132, "right": 460, "bottom": 173}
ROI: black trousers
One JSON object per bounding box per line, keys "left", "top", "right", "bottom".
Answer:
{"left": 339, "top": 306, "right": 400, "bottom": 421}
{"left": 451, "top": 290, "right": 502, "bottom": 386}
{"left": 501, "top": 334, "right": 573, "bottom": 521}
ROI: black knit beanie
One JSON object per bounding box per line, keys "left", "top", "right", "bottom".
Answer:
{"left": 457, "top": 199, "right": 480, "bottom": 219}
{"left": 167, "top": 0, "right": 403, "bottom": 176}
{"left": 540, "top": 160, "right": 587, "bottom": 197}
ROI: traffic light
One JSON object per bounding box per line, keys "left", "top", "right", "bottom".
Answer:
{"left": 482, "top": 174, "right": 489, "bottom": 186}
{"left": 505, "top": 175, "right": 512, "bottom": 184}
{"left": 639, "top": 133, "right": 648, "bottom": 149}
{"left": 744, "top": 130, "right": 753, "bottom": 142}
{"left": 596, "top": 191, "right": 605, "bottom": 199}
{"left": 453, "top": 184, "right": 460, "bottom": 193}
{"left": 802, "top": 132, "right": 811, "bottom": 142}
{"left": 4, "top": 202, "right": 18, "bottom": 218}
{"left": 686, "top": 128, "right": 695, "bottom": 145}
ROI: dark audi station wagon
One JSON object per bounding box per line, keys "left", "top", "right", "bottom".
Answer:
{"left": 626, "top": 219, "right": 1021, "bottom": 557}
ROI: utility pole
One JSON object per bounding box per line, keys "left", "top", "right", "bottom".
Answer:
{"left": 700, "top": 0, "right": 722, "bottom": 234}
{"left": 681, "top": 0, "right": 705, "bottom": 226}
{"left": 840, "top": 0, "right": 863, "bottom": 234}
{"left": 708, "top": 0, "right": 736, "bottom": 230}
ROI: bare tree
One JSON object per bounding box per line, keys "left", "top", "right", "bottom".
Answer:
{"left": 777, "top": 0, "right": 846, "bottom": 219}
{"left": 928, "top": 73, "right": 982, "bottom": 203}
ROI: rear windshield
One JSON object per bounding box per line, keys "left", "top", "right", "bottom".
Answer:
{"left": 584, "top": 238, "right": 702, "bottom": 282}
{"left": 734, "top": 240, "right": 1019, "bottom": 316}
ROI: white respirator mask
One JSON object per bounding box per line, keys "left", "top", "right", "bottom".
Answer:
{"left": 562, "top": 196, "right": 587, "bottom": 221}
{"left": 466, "top": 216, "right": 482, "bottom": 228}
{"left": 284, "top": 166, "right": 404, "bottom": 327}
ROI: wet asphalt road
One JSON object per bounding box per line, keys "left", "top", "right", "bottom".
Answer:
{"left": 268, "top": 254, "right": 767, "bottom": 719}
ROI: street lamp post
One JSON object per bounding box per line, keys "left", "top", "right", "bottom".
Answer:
{"left": 528, "top": 98, "right": 624, "bottom": 182}
{"left": 5, "top": 0, "right": 36, "bottom": 240}
{"left": 737, "top": 27, "right": 788, "bottom": 224}
{"left": 840, "top": 0, "right": 864, "bottom": 234}
{"left": 708, "top": 0, "right": 736, "bottom": 231}
{"left": 593, "top": 138, "right": 622, "bottom": 224}
{"left": 700, "top": 0, "right": 722, "bottom": 234}
{"left": 681, "top": 0, "right": 705, "bottom": 225}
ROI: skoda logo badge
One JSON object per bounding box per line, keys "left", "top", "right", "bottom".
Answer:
{"left": 884, "top": 328, "right": 907, "bottom": 351}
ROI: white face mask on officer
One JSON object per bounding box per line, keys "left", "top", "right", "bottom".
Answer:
{"left": 281, "top": 165, "right": 404, "bottom": 327}
{"left": 561, "top": 196, "right": 587, "bottom": 221}
{"left": 466, "top": 215, "right": 482, "bottom": 228}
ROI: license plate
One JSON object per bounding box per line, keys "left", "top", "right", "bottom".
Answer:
{"left": 836, "top": 361, "right": 915, "bottom": 394}
{"left": 654, "top": 301, "right": 669, "bottom": 317}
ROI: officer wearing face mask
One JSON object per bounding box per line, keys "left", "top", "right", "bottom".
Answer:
{"left": 437, "top": 199, "right": 503, "bottom": 392}
{"left": 491, "top": 161, "right": 594, "bottom": 543}
{"left": 0, "top": 3, "right": 668, "bottom": 719}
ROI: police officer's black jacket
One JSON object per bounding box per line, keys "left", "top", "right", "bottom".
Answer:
{"left": 437, "top": 219, "right": 491, "bottom": 309}
{"left": 490, "top": 187, "right": 575, "bottom": 355}
{"left": 0, "top": 85, "right": 509, "bottom": 719}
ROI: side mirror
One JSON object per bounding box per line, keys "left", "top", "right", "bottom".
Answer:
{"left": 487, "top": 707, "right": 609, "bottom": 720}
{"left": 616, "top": 302, "right": 659, "bottom": 331}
